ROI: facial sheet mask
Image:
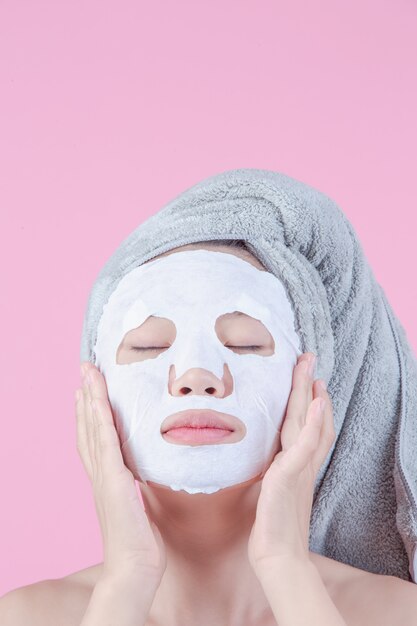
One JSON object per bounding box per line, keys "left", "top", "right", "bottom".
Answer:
{"left": 93, "top": 249, "right": 302, "bottom": 494}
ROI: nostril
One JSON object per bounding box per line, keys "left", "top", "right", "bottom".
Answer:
{"left": 180, "top": 387, "right": 192, "bottom": 395}
{"left": 206, "top": 387, "right": 216, "bottom": 395}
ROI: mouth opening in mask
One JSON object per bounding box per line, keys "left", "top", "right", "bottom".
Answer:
{"left": 160, "top": 408, "right": 246, "bottom": 446}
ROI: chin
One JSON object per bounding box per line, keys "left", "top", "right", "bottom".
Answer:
{"left": 142, "top": 473, "right": 264, "bottom": 495}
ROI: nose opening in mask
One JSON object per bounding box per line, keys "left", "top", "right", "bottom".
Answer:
{"left": 167, "top": 362, "right": 234, "bottom": 398}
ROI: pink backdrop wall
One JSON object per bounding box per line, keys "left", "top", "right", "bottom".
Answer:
{"left": 1, "top": 0, "right": 416, "bottom": 596}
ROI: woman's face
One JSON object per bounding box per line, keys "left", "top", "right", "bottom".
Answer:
{"left": 93, "top": 243, "right": 302, "bottom": 494}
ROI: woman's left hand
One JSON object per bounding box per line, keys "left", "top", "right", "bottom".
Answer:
{"left": 248, "top": 352, "right": 336, "bottom": 578}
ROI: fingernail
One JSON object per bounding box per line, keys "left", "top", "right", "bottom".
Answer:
{"left": 308, "top": 354, "right": 316, "bottom": 377}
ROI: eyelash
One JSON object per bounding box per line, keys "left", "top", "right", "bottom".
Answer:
{"left": 227, "top": 345, "right": 263, "bottom": 351}
{"left": 131, "top": 345, "right": 263, "bottom": 352}
{"left": 131, "top": 347, "right": 166, "bottom": 352}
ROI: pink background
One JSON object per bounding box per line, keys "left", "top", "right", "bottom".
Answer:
{"left": 1, "top": 0, "right": 416, "bottom": 596}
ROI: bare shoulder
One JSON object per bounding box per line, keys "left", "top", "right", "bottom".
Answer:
{"left": 0, "top": 563, "right": 103, "bottom": 626}
{"left": 310, "top": 552, "right": 417, "bottom": 625}
{"left": 342, "top": 570, "right": 417, "bottom": 625}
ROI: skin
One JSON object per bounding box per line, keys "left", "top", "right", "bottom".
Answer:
{"left": 1, "top": 242, "right": 417, "bottom": 625}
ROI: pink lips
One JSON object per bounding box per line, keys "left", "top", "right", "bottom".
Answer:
{"left": 163, "top": 426, "right": 234, "bottom": 444}
{"left": 161, "top": 409, "right": 241, "bottom": 445}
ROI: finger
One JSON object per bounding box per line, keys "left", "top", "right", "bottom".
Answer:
{"left": 90, "top": 395, "right": 128, "bottom": 479}
{"left": 311, "top": 381, "right": 336, "bottom": 474}
{"left": 75, "top": 386, "right": 93, "bottom": 481}
{"left": 307, "top": 367, "right": 314, "bottom": 411}
{"left": 82, "top": 365, "right": 98, "bottom": 483}
{"left": 88, "top": 371, "right": 103, "bottom": 484}
{"left": 293, "top": 353, "right": 315, "bottom": 428}
{"left": 300, "top": 352, "right": 314, "bottom": 411}
{"left": 280, "top": 353, "right": 315, "bottom": 451}
{"left": 88, "top": 366, "right": 114, "bottom": 426}
{"left": 87, "top": 366, "right": 130, "bottom": 479}
{"left": 274, "top": 397, "right": 324, "bottom": 485}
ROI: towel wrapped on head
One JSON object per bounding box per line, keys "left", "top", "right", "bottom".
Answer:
{"left": 80, "top": 168, "right": 417, "bottom": 582}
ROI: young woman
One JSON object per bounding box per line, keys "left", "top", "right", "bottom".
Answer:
{"left": 1, "top": 238, "right": 417, "bottom": 625}
{"left": 0, "top": 163, "right": 417, "bottom": 626}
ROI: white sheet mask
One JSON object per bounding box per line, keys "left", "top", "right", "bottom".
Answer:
{"left": 93, "top": 249, "right": 303, "bottom": 494}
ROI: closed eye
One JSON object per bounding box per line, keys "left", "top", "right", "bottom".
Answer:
{"left": 131, "top": 345, "right": 264, "bottom": 352}
{"left": 131, "top": 346, "right": 169, "bottom": 352}
{"left": 226, "top": 345, "right": 263, "bottom": 351}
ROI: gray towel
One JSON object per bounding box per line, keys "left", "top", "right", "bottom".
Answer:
{"left": 80, "top": 168, "right": 417, "bottom": 582}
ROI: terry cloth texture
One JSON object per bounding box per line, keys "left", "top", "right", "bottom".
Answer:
{"left": 80, "top": 168, "right": 417, "bottom": 582}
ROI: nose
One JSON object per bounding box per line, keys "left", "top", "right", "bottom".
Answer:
{"left": 168, "top": 363, "right": 233, "bottom": 397}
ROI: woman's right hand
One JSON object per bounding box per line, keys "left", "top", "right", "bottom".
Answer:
{"left": 75, "top": 362, "right": 167, "bottom": 584}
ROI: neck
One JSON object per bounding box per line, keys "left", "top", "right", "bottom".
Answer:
{"left": 140, "top": 477, "right": 276, "bottom": 626}
{"left": 140, "top": 476, "right": 261, "bottom": 556}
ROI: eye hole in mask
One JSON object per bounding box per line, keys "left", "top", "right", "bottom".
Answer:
{"left": 215, "top": 311, "right": 275, "bottom": 356}
{"left": 116, "top": 315, "right": 177, "bottom": 364}
{"left": 116, "top": 310, "right": 275, "bottom": 365}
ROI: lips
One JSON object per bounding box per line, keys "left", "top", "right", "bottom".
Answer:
{"left": 160, "top": 409, "right": 238, "bottom": 434}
